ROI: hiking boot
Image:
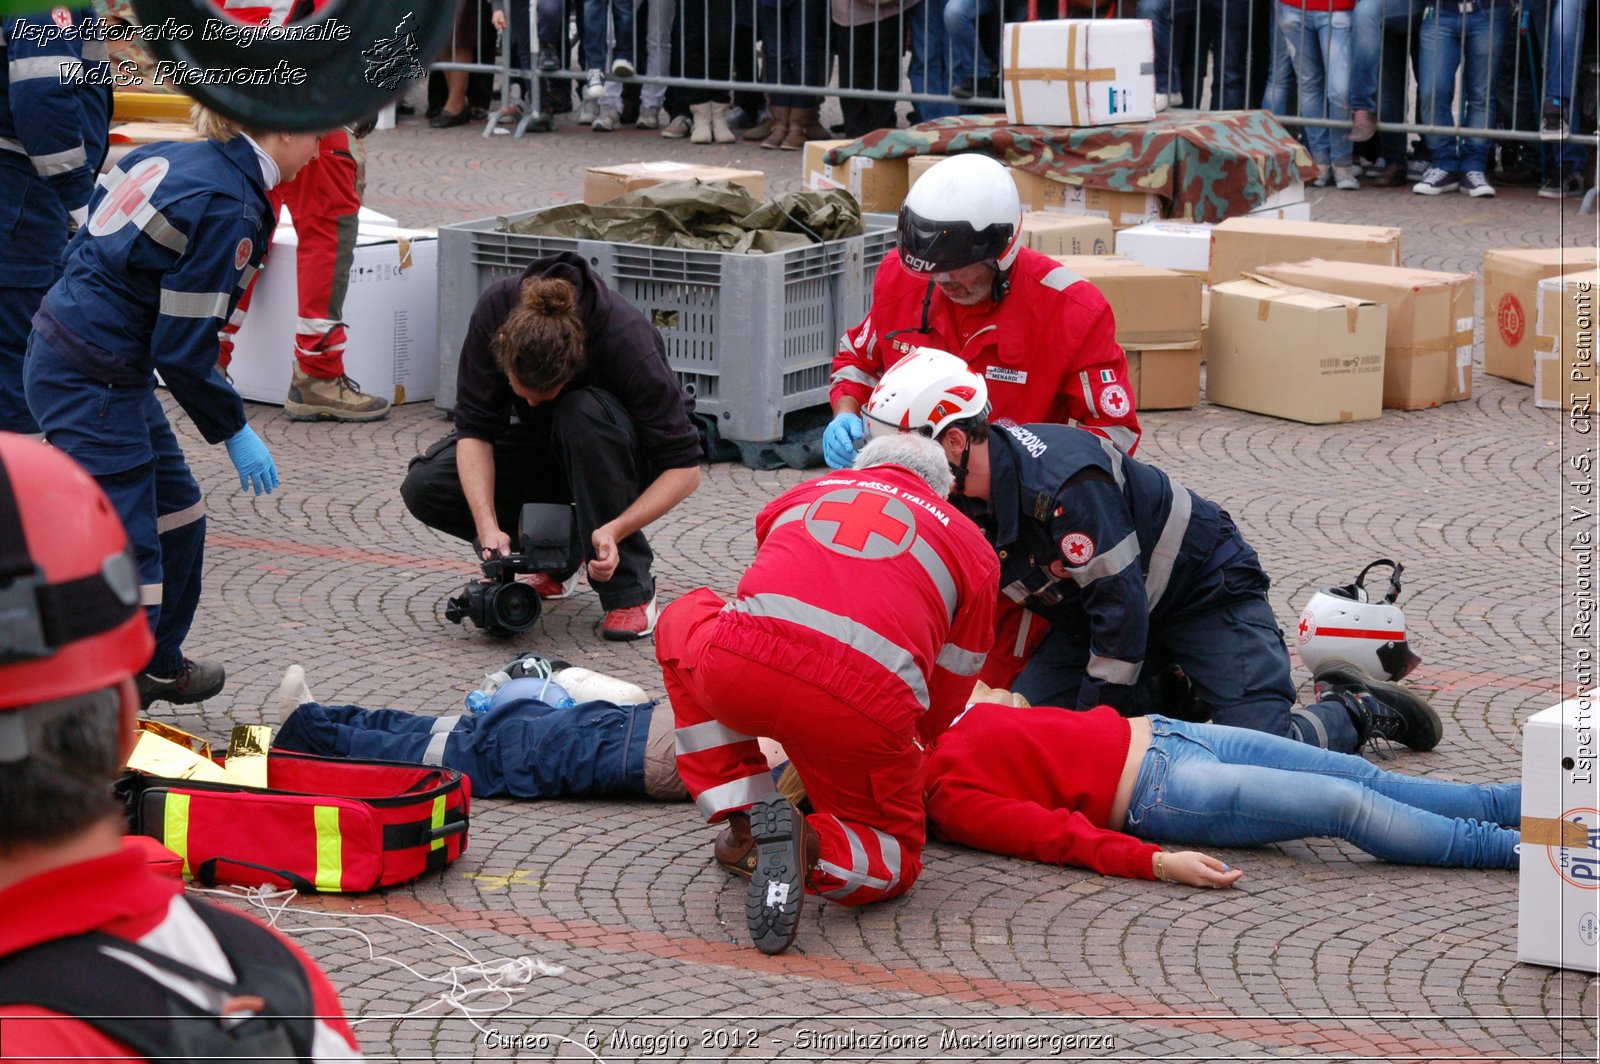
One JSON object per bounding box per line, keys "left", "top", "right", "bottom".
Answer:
{"left": 285, "top": 367, "right": 391, "bottom": 422}
{"left": 138, "top": 658, "right": 226, "bottom": 708}
{"left": 1348, "top": 108, "right": 1377, "bottom": 142}
{"left": 525, "top": 571, "right": 581, "bottom": 600}
{"left": 744, "top": 797, "right": 817, "bottom": 955}
{"left": 1313, "top": 656, "right": 1442, "bottom": 752}
{"left": 600, "top": 594, "right": 659, "bottom": 641}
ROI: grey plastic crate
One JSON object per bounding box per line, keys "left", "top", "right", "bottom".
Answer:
{"left": 861, "top": 212, "right": 899, "bottom": 314}
{"left": 436, "top": 209, "right": 896, "bottom": 443}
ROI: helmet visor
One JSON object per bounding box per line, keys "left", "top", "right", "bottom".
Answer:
{"left": 897, "top": 204, "right": 1016, "bottom": 278}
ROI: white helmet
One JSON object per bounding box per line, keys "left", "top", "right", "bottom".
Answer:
{"left": 898, "top": 155, "right": 1023, "bottom": 277}
{"left": 863, "top": 347, "right": 989, "bottom": 439}
{"left": 1295, "top": 560, "right": 1422, "bottom": 682}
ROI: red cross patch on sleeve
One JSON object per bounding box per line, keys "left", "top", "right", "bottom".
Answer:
{"left": 1060, "top": 532, "right": 1095, "bottom": 565}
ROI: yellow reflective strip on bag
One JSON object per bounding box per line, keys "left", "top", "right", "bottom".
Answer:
{"left": 313, "top": 805, "right": 343, "bottom": 891}
{"left": 163, "top": 793, "right": 191, "bottom": 878}
{"left": 430, "top": 795, "right": 445, "bottom": 852}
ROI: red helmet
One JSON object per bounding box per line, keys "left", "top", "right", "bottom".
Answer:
{"left": 0, "top": 434, "right": 152, "bottom": 710}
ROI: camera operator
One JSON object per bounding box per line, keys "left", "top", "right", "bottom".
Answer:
{"left": 401, "top": 252, "right": 703, "bottom": 641}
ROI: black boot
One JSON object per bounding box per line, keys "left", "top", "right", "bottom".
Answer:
{"left": 1315, "top": 657, "right": 1442, "bottom": 753}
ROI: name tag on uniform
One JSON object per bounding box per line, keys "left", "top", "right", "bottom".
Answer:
{"left": 985, "top": 366, "right": 1027, "bottom": 385}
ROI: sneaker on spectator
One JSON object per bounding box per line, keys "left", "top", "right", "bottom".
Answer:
{"left": 1333, "top": 165, "right": 1360, "bottom": 190}
{"left": 576, "top": 98, "right": 599, "bottom": 125}
{"left": 601, "top": 595, "right": 659, "bottom": 641}
{"left": 1540, "top": 169, "right": 1585, "bottom": 199}
{"left": 1405, "top": 156, "right": 1431, "bottom": 182}
{"left": 1459, "top": 171, "right": 1495, "bottom": 197}
{"left": 635, "top": 108, "right": 660, "bottom": 129}
{"left": 1347, "top": 108, "right": 1376, "bottom": 142}
{"left": 1153, "top": 92, "right": 1170, "bottom": 112}
{"left": 660, "top": 113, "right": 691, "bottom": 138}
{"left": 592, "top": 109, "right": 618, "bottom": 132}
{"left": 1412, "top": 167, "right": 1459, "bottom": 195}
{"left": 583, "top": 68, "right": 605, "bottom": 99}
{"left": 1369, "top": 163, "right": 1405, "bottom": 187}
{"left": 949, "top": 78, "right": 975, "bottom": 100}
{"left": 611, "top": 57, "right": 635, "bottom": 78}
{"left": 537, "top": 45, "right": 560, "bottom": 72}
{"left": 1542, "top": 98, "right": 1568, "bottom": 140}
{"left": 526, "top": 571, "right": 581, "bottom": 600}
{"left": 1312, "top": 164, "right": 1333, "bottom": 188}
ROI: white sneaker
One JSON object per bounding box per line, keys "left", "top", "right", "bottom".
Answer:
{"left": 1154, "top": 92, "right": 1170, "bottom": 112}
{"left": 583, "top": 68, "right": 605, "bottom": 99}
{"left": 1333, "top": 165, "right": 1361, "bottom": 191}
{"left": 592, "top": 109, "right": 618, "bottom": 132}
{"left": 1459, "top": 171, "right": 1496, "bottom": 197}
{"left": 635, "top": 108, "right": 660, "bottom": 130}
{"left": 576, "top": 98, "right": 599, "bottom": 125}
{"left": 610, "top": 57, "right": 634, "bottom": 78}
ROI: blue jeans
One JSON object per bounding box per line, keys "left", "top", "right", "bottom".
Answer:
{"left": 943, "top": 0, "right": 1026, "bottom": 88}
{"left": 583, "top": 0, "right": 634, "bottom": 69}
{"left": 1350, "top": 0, "right": 1422, "bottom": 162}
{"left": 756, "top": 0, "right": 827, "bottom": 106}
{"left": 1278, "top": 5, "right": 1354, "bottom": 166}
{"left": 1260, "top": 12, "right": 1297, "bottom": 113}
{"left": 1125, "top": 717, "right": 1522, "bottom": 868}
{"left": 1526, "top": 0, "right": 1587, "bottom": 168}
{"left": 908, "top": 0, "right": 961, "bottom": 119}
{"left": 1418, "top": 2, "right": 1507, "bottom": 173}
{"left": 1137, "top": 0, "right": 1250, "bottom": 108}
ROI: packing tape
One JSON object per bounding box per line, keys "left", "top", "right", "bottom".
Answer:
{"left": 1004, "top": 22, "right": 1116, "bottom": 126}
{"left": 1523, "top": 816, "right": 1592, "bottom": 848}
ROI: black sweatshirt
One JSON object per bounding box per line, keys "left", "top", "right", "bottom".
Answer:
{"left": 452, "top": 252, "right": 704, "bottom": 471}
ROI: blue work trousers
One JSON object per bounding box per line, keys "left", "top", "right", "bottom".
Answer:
{"left": 1351, "top": 0, "right": 1423, "bottom": 163}
{"left": 1125, "top": 716, "right": 1522, "bottom": 868}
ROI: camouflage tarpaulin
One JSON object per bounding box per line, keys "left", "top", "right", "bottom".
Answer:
{"left": 823, "top": 111, "right": 1316, "bottom": 225}
{"left": 501, "top": 180, "right": 863, "bottom": 254}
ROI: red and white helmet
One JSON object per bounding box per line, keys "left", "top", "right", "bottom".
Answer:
{"left": 898, "top": 154, "right": 1023, "bottom": 277}
{"left": 863, "top": 347, "right": 989, "bottom": 439}
{"left": 1295, "top": 560, "right": 1421, "bottom": 682}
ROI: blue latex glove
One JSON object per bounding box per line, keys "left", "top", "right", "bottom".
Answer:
{"left": 224, "top": 425, "right": 280, "bottom": 495}
{"left": 822, "top": 411, "right": 866, "bottom": 469}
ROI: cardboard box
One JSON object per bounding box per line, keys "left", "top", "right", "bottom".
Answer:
{"left": 800, "top": 141, "right": 908, "bottom": 211}
{"left": 1255, "top": 259, "right": 1475, "bottom": 410}
{"left": 1517, "top": 693, "right": 1600, "bottom": 973}
{"left": 228, "top": 221, "right": 438, "bottom": 407}
{"left": 1022, "top": 212, "right": 1113, "bottom": 256}
{"left": 1208, "top": 218, "right": 1402, "bottom": 287}
{"left": 1533, "top": 269, "right": 1600, "bottom": 411}
{"left": 1010, "top": 167, "right": 1164, "bottom": 229}
{"left": 1125, "top": 345, "right": 1202, "bottom": 409}
{"left": 584, "top": 161, "right": 766, "bottom": 206}
{"left": 1051, "top": 254, "right": 1202, "bottom": 348}
{"left": 1115, "top": 221, "right": 1213, "bottom": 277}
{"left": 907, "top": 155, "right": 948, "bottom": 189}
{"left": 1246, "top": 200, "right": 1313, "bottom": 222}
{"left": 1001, "top": 18, "right": 1156, "bottom": 127}
{"left": 1485, "top": 247, "right": 1600, "bottom": 385}
{"left": 1204, "top": 277, "right": 1386, "bottom": 423}
{"left": 1257, "top": 175, "right": 1307, "bottom": 212}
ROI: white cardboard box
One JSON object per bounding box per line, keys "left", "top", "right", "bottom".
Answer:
{"left": 228, "top": 220, "right": 439, "bottom": 407}
{"left": 1115, "top": 221, "right": 1213, "bottom": 276}
{"left": 1001, "top": 19, "right": 1156, "bottom": 127}
{"left": 1519, "top": 693, "right": 1600, "bottom": 972}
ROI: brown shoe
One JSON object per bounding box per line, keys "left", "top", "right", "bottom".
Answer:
{"left": 760, "top": 105, "right": 790, "bottom": 150}
{"left": 715, "top": 812, "right": 756, "bottom": 878}
{"left": 1370, "top": 163, "right": 1405, "bottom": 187}
{"left": 742, "top": 110, "right": 774, "bottom": 142}
{"left": 784, "top": 107, "right": 829, "bottom": 149}
{"left": 1348, "top": 108, "right": 1377, "bottom": 143}
{"left": 285, "top": 366, "right": 391, "bottom": 422}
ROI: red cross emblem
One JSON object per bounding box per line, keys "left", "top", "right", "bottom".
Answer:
{"left": 51, "top": 6, "right": 71, "bottom": 28}
{"left": 234, "top": 238, "right": 253, "bottom": 271}
{"left": 805, "top": 489, "right": 915, "bottom": 558}
{"left": 1060, "top": 532, "right": 1095, "bottom": 565}
{"left": 1296, "top": 610, "right": 1316, "bottom": 645}
{"left": 89, "top": 158, "right": 169, "bottom": 238}
{"left": 1099, "top": 384, "right": 1130, "bottom": 419}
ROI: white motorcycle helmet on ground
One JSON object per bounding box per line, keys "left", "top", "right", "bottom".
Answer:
{"left": 1296, "top": 560, "right": 1422, "bottom": 681}
{"left": 863, "top": 347, "right": 990, "bottom": 440}
{"left": 897, "top": 155, "right": 1024, "bottom": 287}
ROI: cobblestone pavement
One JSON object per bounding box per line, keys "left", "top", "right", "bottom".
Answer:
{"left": 151, "top": 109, "right": 1600, "bottom": 1060}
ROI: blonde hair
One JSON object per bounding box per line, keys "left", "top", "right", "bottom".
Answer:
{"left": 190, "top": 103, "right": 242, "bottom": 142}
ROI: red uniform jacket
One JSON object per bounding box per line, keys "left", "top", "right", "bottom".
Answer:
{"left": 924, "top": 702, "right": 1161, "bottom": 879}
{"left": 723, "top": 464, "right": 1000, "bottom": 743}
{"left": 832, "top": 248, "right": 1141, "bottom": 454}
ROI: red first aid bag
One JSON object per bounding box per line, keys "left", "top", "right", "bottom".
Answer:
{"left": 119, "top": 751, "right": 470, "bottom": 893}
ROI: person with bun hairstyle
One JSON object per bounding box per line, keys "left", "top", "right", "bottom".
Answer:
{"left": 402, "top": 251, "right": 702, "bottom": 640}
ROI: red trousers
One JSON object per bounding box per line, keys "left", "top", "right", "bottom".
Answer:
{"left": 218, "top": 131, "right": 362, "bottom": 379}
{"left": 656, "top": 588, "right": 927, "bottom": 907}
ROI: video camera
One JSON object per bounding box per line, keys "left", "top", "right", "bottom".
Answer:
{"left": 445, "top": 503, "right": 579, "bottom": 636}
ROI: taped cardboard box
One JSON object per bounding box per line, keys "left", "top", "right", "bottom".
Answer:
{"left": 1533, "top": 269, "right": 1600, "bottom": 411}
{"left": 1485, "top": 247, "right": 1600, "bottom": 385}
{"left": 1208, "top": 218, "right": 1401, "bottom": 287}
{"left": 801, "top": 141, "right": 909, "bottom": 211}
{"left": 1246, "top": 201, "right": 1312, "bottom": 222}
{"left": 1517, "top": 692, "right": 1600, "bottom": 973}
{"left": 908, "top": 155, "right": 948, "bottom": 188}
{"left": 585, "top": 161, "right": 765, "bottom": 206}
{"left": 1009, "top": 167, "right": 1165, "bottom": 229}
{"left": 1125, "top": 345, "right": 1202, "bottom": 409}
{"left": 1022, "top": 212, "right": 1113, "bottom": 255}
{"left": 1255, "top": 259, "right": 1474, "bottom": 410}
{"left": 1050, "top": 254, "right": 1202, "bottom": 348}
{"left": 1002, "top": 18, "right": 1156, "bottom": 127}
{"left": 1114, "top": 221, "right": 1213, "bottom": 277}
{"left": 1204, "top": 277, "right": 1386, "bottom": 423}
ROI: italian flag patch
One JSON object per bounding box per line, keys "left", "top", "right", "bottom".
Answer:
{"left": 1100, "top": 369, "right": 1116, "bottom": 383}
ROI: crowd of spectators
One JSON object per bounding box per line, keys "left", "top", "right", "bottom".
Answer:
{"left": 417, "top": 0, "right": 1593, "bottom": 199}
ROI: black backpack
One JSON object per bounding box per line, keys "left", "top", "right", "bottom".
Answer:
{"left": 0, "top": 897, "right": 319, "bottom": 1062}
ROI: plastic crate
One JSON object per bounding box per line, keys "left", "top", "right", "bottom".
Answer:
{"left": 436, "top": 209, "right": 896, "bottom": 443}
{"left": 861, "top": 212, "right": 898, "bottom": 314}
